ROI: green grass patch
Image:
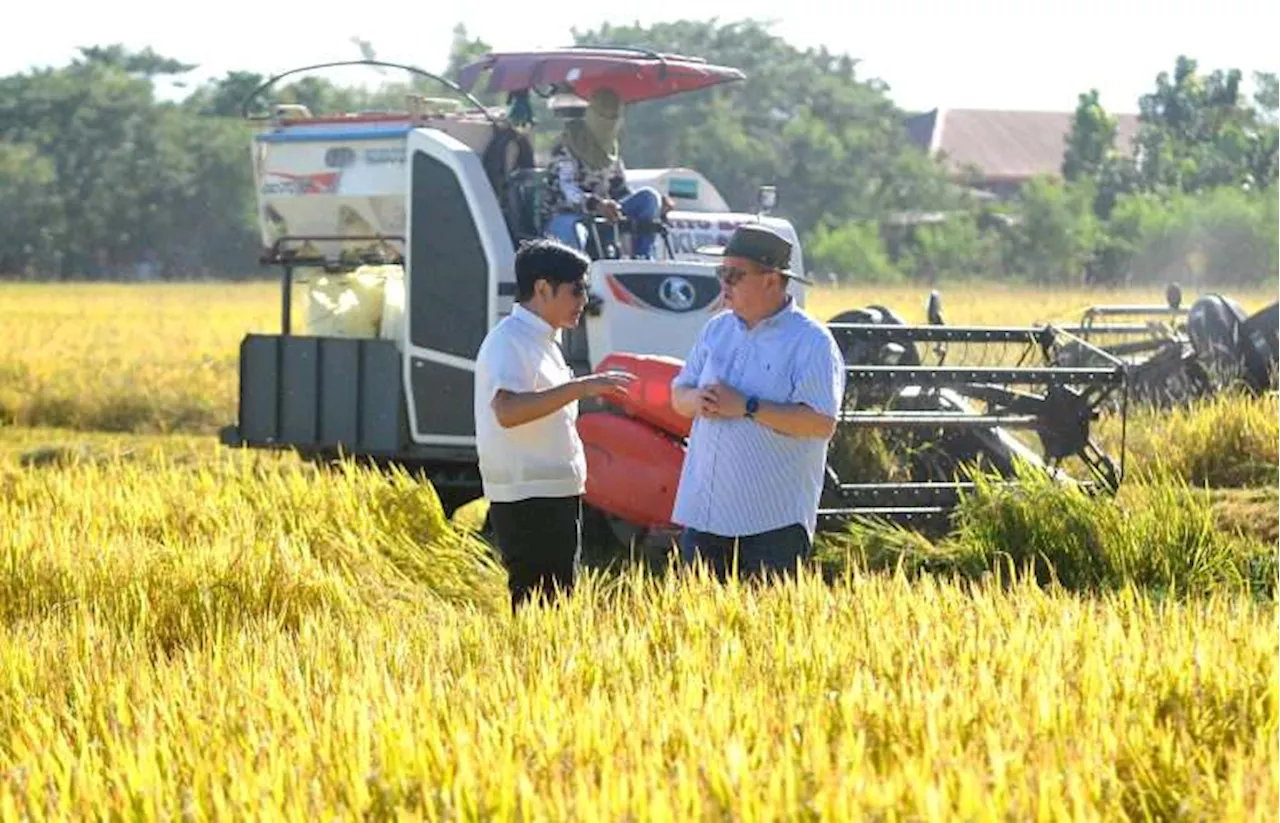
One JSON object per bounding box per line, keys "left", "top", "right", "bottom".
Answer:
{"left": 818, "top": 467, "right": 1275, "bottom": 599}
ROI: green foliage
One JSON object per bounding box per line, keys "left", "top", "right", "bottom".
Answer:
{"left": 896, "top": 211, "right": 1003, "bottom": 281}
{"left": 1098, "top": 185, "right": 1277, "bottom": 286}
{"left": 819, "top": 468, "right": 1274, "bottom": 599}
{"left": 1032, "top": 56, "right": 1277, "bottom": 286}
{"left": 0, "top": 143, "right": 60, "bottom": 276}
{"left": 1063, "top": 89, "right": 1120, "bottom": 183}
{"left": 444, "top": 23, "right": 497, "bottom": 104}
{"left": 997, "top": 176, "right": 1098, "bottom": 283}
{"left": 0, "top": 40, "right": 498, "bottom": 280}
{"left": 805, "top": 221, "right": 903, "bottom": 284}
{"left": 75, "top": 44, "right": 195, "bottom": 77}
{"left": 0, "top": 51, "right": 261, "bottom": 279}
{"left": 1133, "top": 56, "right": 1278, "bottom": 194}
{"left": 1254, "top": 72, "right": 1279, "bottom": 114}
{"left": 0, "top": 21, "right": 964, "bottom": 280}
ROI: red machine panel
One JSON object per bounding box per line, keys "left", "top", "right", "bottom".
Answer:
{"left": 594, "top": 352, "right": 692, "bottom": 440}
{"left": 577, "top": 412, "right": 686, "bottom": 530}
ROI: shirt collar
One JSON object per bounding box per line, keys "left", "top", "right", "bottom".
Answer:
{"left": 733, "top": 295, "right": 798, "bottom": 331}
{"left": 511, "top": 303, "right": 560, "bottom": 342}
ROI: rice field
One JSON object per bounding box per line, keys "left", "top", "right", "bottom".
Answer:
{"left": 2, "top": 278, "right": 1273, "bottom": 436}
{"left": 0, "top": 278, "right": 1276, "bottom": 820}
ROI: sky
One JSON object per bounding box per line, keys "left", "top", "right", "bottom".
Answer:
{"left": 2, "top": 0, "right": 1276, "bottom": 114}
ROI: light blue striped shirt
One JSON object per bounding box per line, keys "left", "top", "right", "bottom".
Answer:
{"left": 670, "top": 299, "right": 845, "bottom": 539}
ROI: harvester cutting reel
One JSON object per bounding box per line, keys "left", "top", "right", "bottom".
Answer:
{"left": 817, "top": 293, "right": 1128, "bottom": 534}
{"left": 1045, "top": 283, "right": 1278, "bottom": 408}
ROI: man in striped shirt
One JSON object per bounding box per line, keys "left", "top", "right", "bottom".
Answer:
{"left": 669, "top": 224, "right": 845, "bottom": 580}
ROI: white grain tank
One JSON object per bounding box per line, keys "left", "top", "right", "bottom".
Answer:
{"left": 251, "top": 99, "right": 499, "bottom": 263}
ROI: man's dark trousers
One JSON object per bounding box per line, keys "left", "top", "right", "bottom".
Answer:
{"left": 488, "top": 495, "right": 582, "bottom": 611}
{"left": 679, "top": 523, "right": 811, "bottom": 582}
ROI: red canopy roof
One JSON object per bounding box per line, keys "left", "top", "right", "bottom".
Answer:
{"left": 455, "top": 48, "right": 746, "bottom": 104}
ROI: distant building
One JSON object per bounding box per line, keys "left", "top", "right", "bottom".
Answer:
{"left": 904, "top": 108, "right": 1142, "bottom": 198}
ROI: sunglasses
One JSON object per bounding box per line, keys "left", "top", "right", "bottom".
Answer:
{"left": 545, "top": 279, "right": 588, "bottom": 297}
{"left": 716, "top": 264, "right": 771, "bottom": 285}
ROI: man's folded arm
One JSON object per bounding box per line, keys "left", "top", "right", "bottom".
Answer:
{"left": 758, "top": 333, "right": 845, "bottom": 439}
{"left": 751, "top": 401, "right": 837, "bottom": 439}
{"left": 670, "top": 325, "right": 711, "bottom": 419}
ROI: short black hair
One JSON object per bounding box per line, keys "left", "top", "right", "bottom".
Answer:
{"left": 514, "top": 238, "right": 590, "bottom": 302}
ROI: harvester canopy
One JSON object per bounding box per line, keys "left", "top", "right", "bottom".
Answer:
{"left": 455, "top": 46, "right": 746, "bottom": 103}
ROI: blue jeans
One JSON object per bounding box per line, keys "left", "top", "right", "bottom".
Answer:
{"left": 547, "top": 187, "right": 662, "bottom": 259}
{"left": 679, "top": 524, "right": 812, "bottom": 582}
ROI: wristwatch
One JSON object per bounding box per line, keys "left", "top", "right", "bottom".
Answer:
{"left": 745, "top": 396, "right": 760, "bottom": 419}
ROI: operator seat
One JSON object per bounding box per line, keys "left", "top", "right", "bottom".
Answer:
{"left": 481, "top": 126, "right": 538, "bottom": 246}
{"left": 501, "top": 167, "right": 546, "bottom": 245}
{"left": 497, "top": 169, "right": 626, "bottom": 261}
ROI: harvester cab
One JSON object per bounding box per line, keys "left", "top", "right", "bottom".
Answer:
{"left": 220, "top": 51, "right": 800, "bottom": 536}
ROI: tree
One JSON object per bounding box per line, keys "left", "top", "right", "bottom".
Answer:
{"left": 75, "top": 44, "right": 195, "bottom": 78}
{"left": 0, "top": 22, "right": 983, "bottom": 281}
{"left": 443, "top": 24, "right": 502, "bottom": 109}
{"left": 183, "top": 70, "right": 266, "bottom": 118}
{"left": 1061, "top": 89, "right": 1141, "bottom": 220}
{"left": 1253, "top": 71, "right": 1279, "bottom": 122}
{"left": 0, "top": 142, "right": 61, "bottom": 276}
{"left": 1002, "top": 177, "right": 1098, "bottom": 284}
{"left": 1062, "top": 89, "right": 1118, "bottom": 182}
{"left": 445, "top": 24, "right": 492, "bottom": 83}
{"left": 1133, "top": 55, "right": 1277, "bottom": 193}
{"left": 0, "top": 31, "right": 535, "bottom": 280}
{"left": 0, "top": 47, "right": 259, "bottom": 278}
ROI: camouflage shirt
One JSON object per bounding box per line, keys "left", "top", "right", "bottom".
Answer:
{"left": 540, "top": 138, "right": 631, "bottom": 226}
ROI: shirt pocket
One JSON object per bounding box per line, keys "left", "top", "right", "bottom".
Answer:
{"left": 742, "top": 355, "right": 793, "bottom": 401}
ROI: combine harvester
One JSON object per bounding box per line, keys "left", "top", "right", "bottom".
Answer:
{"left": 219, "top": 49, "right": 1131, "bottom": 546}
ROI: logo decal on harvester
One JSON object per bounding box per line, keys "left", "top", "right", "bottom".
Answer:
{"left": 666, "top": 216, "right": 749, "bottom": 255}
{"left": 658, "top": 276, "right": 696, "bottom": 311}
{"left": 324, "top": 147, "right": 356, "bottom": 168}
{"left": 260, "top": 171, "right": 342, "bottom": 195}
{"left": 364, "top": 147, "right": 405, "bottom": 165}
{"left": 605, "top": 273, "right": 723, "bottom": 314}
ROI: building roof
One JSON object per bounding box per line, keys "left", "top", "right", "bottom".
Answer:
{"left": 905, "top": 108, "right": 1142, "bottom": 181}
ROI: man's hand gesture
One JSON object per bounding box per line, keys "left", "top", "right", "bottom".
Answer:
{"left": 576, "top": 370, "right": 636, "bottom": 399}
{"left": 697, "top": 383, "right": 747, "bottom": 418}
